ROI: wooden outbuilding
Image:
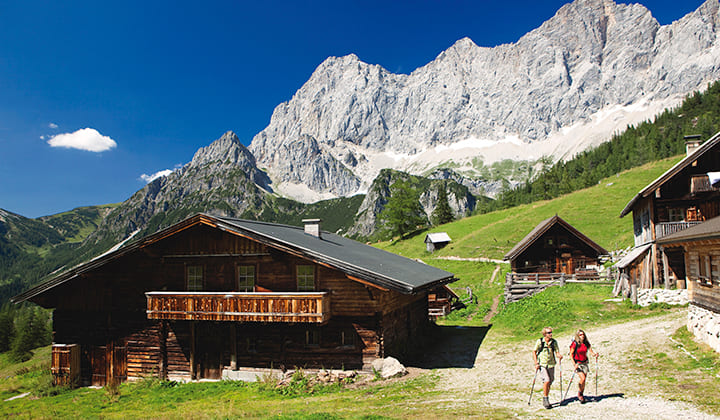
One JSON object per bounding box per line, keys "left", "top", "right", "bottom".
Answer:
{"left": 424, "top": 232, "right": 451, "bottom": 252}
{"left": 658, "top": 215, "right": 720, "bottom": 353}
{"left": 503, "top": 215, "right": 608, "bottom": 302}
{"left": 12, "top": 214, "right": 455, "bottom": 386}
{"left": 619, "top": 133, "right": 720, "bottom": 289}
{"left": 504, "top": 215, "right": 607, "bottom": 275}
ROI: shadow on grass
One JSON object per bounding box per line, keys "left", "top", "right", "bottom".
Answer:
{"left": 407, "top": 324, "right": 492, "bottom": 369}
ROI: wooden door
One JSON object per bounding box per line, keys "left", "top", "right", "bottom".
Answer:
{"left": 91, "top": 345, "right": 107, "bottom": 386}
{"left": 196, "top": 324, "right": 224, "bottom": 379}
{"left": 89, "top": 341, "right": 127, "bottom": 386}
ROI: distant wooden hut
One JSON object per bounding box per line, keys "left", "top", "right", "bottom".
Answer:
{"left": 425, "top": 232, "right": 451, "bottom": 252}
{"left": 12, "top": 214, "right": 455, "bottom": 386}
{"left": 658, "top": 215, "right": 720, "bottom": 353}
{"left": 504, "top": 215, "right": 607, "bottom": 275}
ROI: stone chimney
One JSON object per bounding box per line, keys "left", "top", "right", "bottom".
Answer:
{"left": 302, "top": 219, "right": 322, "bottom": 239}
{"left": 685, "top": 134, "right": 702, "bottom": 156}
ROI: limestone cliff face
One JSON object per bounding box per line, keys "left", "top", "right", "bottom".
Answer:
{"left": 249, "top": 0, "right": 720, "bottom": 201}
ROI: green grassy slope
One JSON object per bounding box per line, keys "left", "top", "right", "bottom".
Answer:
{"left": 377, "top": 156, "right": 680, "bottom": 260}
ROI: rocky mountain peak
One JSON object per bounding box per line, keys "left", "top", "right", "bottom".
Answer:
{"left": 247, "top": 0, "right": 720, "bottom": 204}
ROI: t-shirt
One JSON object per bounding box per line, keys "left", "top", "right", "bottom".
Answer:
{"left": 570, "top": 340, "right": 590, "bottom": 363}
{"left": 534, "top": 338, "right": 559, "bottom": 367}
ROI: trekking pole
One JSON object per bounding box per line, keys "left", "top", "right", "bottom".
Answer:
{"left": 558, "top": 360, "right": 563, "bottom": 405}
{"left": 528, "top": 367, "right": 540, "bottom": 405}
{"left": 562, "top": 369, "right": 576, "bottom": 402}
{"left": 595, "top": 355, "right": 599, "bottom": 396}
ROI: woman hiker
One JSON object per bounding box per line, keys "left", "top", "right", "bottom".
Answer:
{"left": 569, "top": 329, "right": 600, "bottom": 403}
{"left": 532, "top": 326, "right": 563, "bottom": 409}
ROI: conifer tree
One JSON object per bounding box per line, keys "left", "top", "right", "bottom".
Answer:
{"left": 431, "top": 184, "right": 454, "bottom": 226}
{"left": 379, "top": 180, "right": 427, "bottom": 239}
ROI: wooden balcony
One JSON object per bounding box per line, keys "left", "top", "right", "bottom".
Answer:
{"left": 146, "top": 291, "right": 330, "bottom": 323}
{"left": 655, "top": 221, "right": 703, "bottom": 239}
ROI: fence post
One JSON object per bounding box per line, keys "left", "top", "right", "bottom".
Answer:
{"left": 535, "top": 273, "right": 539, "bottom": 285}
{"left": 631, "top": 284, "right": 638, "bottom": 305}
{"left": 560, "top": 273, "right": 565, "bottom": 286}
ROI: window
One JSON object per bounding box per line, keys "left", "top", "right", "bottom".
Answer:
{"left": 246, "top": 338, "right": 257, "bottom": 353}
{"left": 237, "top": 265, "right": 255, "bottom": 292}
{"left": 186, "top": 266, "right": 203, "bottom": 291}
{"left": 305, "top": 329, "right": 320, "bottom": 347}
{"left": 699, "top": 254, "right": 712, "bottom": 284}
{"left": 668, "top": 208, "right": 684, "bottom": 222}
{"left": 297, "top": 265, "right": 315, "bottom": 291}
{"left": 341, "top": 329, "right": 356, "bottom": 347}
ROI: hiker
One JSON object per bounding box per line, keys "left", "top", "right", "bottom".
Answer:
{"left": 532, "top": 326, "right": 563, "bottom": 409}
{"left": 569, "top": 329, "right": 599, "bottom": 403}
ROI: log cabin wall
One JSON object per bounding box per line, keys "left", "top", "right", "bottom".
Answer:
{"left": 378, "top": 297, "right": 429, "bottom": 360}
{"left": 685, "top": 247, "right": 720, "bottom": 313}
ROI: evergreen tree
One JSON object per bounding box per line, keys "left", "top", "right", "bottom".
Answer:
{"left": 431, "top": 184, "right": 454, "bottom": 226}
{"left": 379, "top": 180, "right": 427, "bottom": 239}
{"left": 0, "top": 305, "right": 15, "bottom": 353}
{"left": 9, "top": 307, "right": 50, "bottom": 362}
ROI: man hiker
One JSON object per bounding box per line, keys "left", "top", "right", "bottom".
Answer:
{"left": 532, "top": 326, "right": 563, "bottom": 409}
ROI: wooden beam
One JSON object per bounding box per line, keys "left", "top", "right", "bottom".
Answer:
{"left": 346, "top": 275, "right": 389, "bottom": 291}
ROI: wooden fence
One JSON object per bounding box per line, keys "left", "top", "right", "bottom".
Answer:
{"left": 505, "top": 272, "right": 614, "bottom": 303}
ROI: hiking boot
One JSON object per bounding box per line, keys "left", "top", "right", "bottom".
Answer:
{"left": 543, "top": 397, "right": 552, "bottom": 409}
{"left": 578, "top": 393, "right": 586, "bottom": 404}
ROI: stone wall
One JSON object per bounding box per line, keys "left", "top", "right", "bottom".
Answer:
{"left": 687, "top": 304, "right": 720, "bottom": 354}
{"left": 636, "top": 289, "right": 688, "bottom": 307}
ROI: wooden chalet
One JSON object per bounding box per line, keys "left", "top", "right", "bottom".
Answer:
{"left": 12, "top": 214, "right": 455, "bottom": 386}
{"left": 619, "top": 133, "right": 720, "bottom": 289}
{"left": 503, "top": 216, "right": 608, "bottom": 302}
{"left": 504, "top": 215, "right": 607, "bottom": 275}
{"left": 658, "top": 215, "right": 720, "bottom": 353}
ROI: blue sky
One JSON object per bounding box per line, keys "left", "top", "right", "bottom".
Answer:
{"left": 0, "top": 0, "right": 705, "bottom": 218}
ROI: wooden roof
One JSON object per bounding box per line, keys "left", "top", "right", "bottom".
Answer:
{"left": 12, "top": 214, "right": 455, "bottom": 303}
{"left": 620, "top": 131, "right": 720, "bottom": 218}
{"left": 503, "top": 215, "right": 608, "bottom": 261}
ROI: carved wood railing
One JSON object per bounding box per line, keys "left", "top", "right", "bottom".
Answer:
{"left": 146, "top": 292, "right": 330, "bottom": 323}
{"left": 655, "top": 221, "right": 703, "bottom": 239}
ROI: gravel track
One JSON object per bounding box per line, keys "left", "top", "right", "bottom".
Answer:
{"left": 424, "top": 310, "right": 719, "bottom": 419}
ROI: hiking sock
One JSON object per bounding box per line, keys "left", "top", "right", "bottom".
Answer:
{"left": 543, "top": 397, "right": 551, "bottom": 409}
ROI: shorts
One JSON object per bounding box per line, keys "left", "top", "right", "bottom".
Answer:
{"left": 539, "top": 366, "right": 555, "bottom": 383}
{"left": 575, "top": 363, "right": 590, "bottom": 374}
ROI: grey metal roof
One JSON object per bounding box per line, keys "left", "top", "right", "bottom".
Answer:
{"left": 425, "top": 232, "right": 451, "bottom": 244}
{"left": 12, "top": 214, "right": 455, "bottom": 303}
{"left": 620, "top": 131, "right": 720, "bottom": 218}
{"left": 215, "top": 216, "right": 454, "bottom": 293}
{"left": 657, "top": 215, "right": 720, "bottom": 245}
{"left": 504, "top": 215, "right": 608, "bottom": 261}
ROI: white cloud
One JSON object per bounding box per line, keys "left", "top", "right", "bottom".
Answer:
{"left": 47, "top": 128, "right": 117, "bottom": 152}
{"left": 48, "top": 122, "right": 58, "bottom": 129}
{"left": 140, "top": 169, "right": 174, "bottom": 183}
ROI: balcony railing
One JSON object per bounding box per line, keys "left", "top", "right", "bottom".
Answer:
{"left": 655, "top": 221, "right": 703, "bottom": 239}
{"left": 146, "top": 291, "right": 330, "bottom": 323}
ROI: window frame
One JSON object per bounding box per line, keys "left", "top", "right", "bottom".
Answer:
{"left": 186, "top": 265, "right": 204, "bottom": 291}
{"left": 297, "top": 264, "right": 315, "bottom": 291}
{"left": 237, "top": 264, "right": 256, "bottom": 292}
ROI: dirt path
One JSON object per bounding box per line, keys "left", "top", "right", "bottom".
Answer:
{"left": 482, "top": 265, "right": 502, "bottom": 324}
{"left": 426, "top": 310, "right": 719, "bottom": 419}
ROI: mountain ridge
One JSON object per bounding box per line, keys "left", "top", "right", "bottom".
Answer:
{"left": 249, "top": 0, "right": 720, "bottom": 202}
